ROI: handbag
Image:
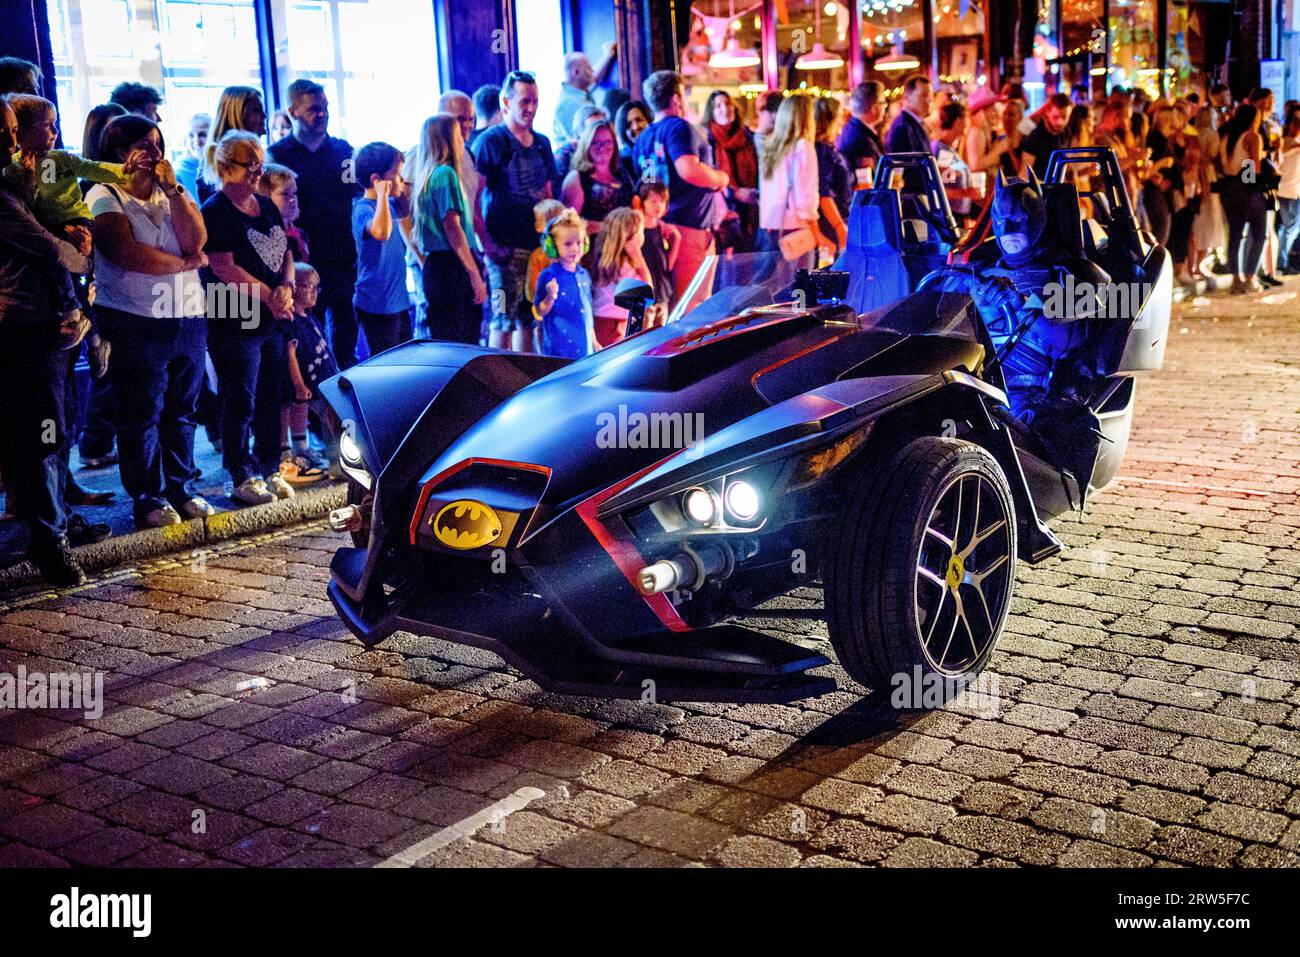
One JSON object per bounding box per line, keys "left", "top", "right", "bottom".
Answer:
{"left": 776, "top": 150, "right": 816, "bottom": 262}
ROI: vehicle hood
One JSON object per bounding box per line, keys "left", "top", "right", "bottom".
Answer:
{"left": 421, "top": 301, "right": 981, "bottom": 509}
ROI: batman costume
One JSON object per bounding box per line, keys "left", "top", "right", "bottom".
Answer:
{"left": 952, "top": 167, "right": 1116, "bottom": 497}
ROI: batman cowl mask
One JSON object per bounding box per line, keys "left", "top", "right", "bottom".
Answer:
{"left": 991, "top": 166, "right": 1049, "bottom": 267}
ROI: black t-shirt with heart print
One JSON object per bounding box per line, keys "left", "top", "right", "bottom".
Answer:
{"left": 200, "top": 190, "right": 289, "bottom": 329}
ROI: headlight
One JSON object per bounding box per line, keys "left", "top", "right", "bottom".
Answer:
{"left": 340, "top": 430, "right": 364, "bottom": 467}
{"left": 683, "top": 487, "right": 719, "bottom": 527}
{"left": 723, "top": 479, "right": 759, "bottom": 522}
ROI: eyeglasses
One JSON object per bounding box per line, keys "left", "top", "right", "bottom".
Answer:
{"left": 230, "top": 159, "right": 263, "bottom": 173}
{"left": 504, "top": 70, "right": 536, "bottom": 87}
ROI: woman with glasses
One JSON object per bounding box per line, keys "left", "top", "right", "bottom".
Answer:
{"left": 87, "top": 113, "right": 215, "bottom": 527}
{"left": 200, "top": 130, "right": 297, "bottom": 505}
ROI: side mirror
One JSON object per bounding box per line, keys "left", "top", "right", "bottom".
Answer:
{"left": 614, "top": 278, "right": 655, "bottom": 336}
{"left": 613, "top": 278, "right": 654, "bottom": 311}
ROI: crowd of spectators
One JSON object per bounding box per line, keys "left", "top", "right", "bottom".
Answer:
{"left": 1, "top": 48, "right": 1297, "bottom": 584}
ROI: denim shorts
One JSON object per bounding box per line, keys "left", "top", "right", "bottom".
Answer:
{"left": 485, "top": 247, "right": 535, "bottom": 332}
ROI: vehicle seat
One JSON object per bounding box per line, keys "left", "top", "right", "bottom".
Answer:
{"left": 1045, "top": 182, "right": 1085, "bottom": 257}
{"left": 834, "top": 188, "right": 911, "bottom": 314}
{"left": 1082, "top": 218, "right": 1109, "bottom": 261}
{"left": 899, "top": 208, "right": 950, "bottom": 289}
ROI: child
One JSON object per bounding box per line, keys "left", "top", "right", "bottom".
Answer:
{"left": 279, "top": 263, "right": 339, "bottom": 483}
{"left": 3, "top": 95, "right": 128, "bottom": 253}
{"left": 352, "top": 142, "right": 412, "bottom": 357}
{"left": 525, "top": 197, "right": 566, "bottom": 313}
{"left": 533, "top": 209, "right": 596, "bottom": 359}
{"left": 590, "top": 207, "right": 654, "bottom": 348}
{"left": 256, "top": 162, "right": 310, "bottom": 262}
{"left": 636, "top": 181, "right": 680, "bottom": 307}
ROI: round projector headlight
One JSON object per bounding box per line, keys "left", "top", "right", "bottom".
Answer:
{"left": 724, "top": 479, "right": 760, "bottom": 522}
{"left": 683, "top": 487, "right": 719, "bottom": 527}
{"left": 339, "top": 430, "right": 363, "bottom": 466}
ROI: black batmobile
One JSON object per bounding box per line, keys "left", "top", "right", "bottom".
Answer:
{"left": 322, "top": 148, "right": 1170, "bottom": 703}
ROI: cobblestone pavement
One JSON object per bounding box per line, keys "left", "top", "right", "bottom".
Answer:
{"left": 1, "top": 288, "right": 1298, "bottom": 868}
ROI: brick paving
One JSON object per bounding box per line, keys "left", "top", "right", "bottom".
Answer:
{"left": 1, "top": 286, "right": 1298, "bottom": 868}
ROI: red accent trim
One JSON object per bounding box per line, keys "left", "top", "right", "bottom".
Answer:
{"left": 574, "top": 450, "right": 692, "bottom": 634}
{"left": 749, "top": 331, "right": 853, "bottom": 388}
{"left": 409, "top": 458, "right": 552, "bottom": 545}
{"left": 644, "top": 310, "right": 798, "bottom": 358}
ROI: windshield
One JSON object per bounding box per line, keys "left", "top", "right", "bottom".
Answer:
{"left": 668, "top": 250, "right": 980, "bottom": 342}
{"left": 667, "top": 252, "right": 803, "bottom": 328}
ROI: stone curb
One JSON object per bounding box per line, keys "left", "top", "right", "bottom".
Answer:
{"left": 0, "top": 481, "right": 347, "bottom": 593}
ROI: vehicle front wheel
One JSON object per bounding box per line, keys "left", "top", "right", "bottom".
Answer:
{"left": 826, "top": 436, "right": 1017, "bottom": 698}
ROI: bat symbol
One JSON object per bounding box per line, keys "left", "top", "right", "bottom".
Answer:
{"left": 432, "top": 500, "right": 503, "bottom": 549}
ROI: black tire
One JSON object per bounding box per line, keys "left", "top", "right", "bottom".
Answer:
{"left": 826, "top": 436, "right": 1017, "bottom": 695}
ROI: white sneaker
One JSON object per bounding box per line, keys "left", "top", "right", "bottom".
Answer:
{"left": 176, "top": 496, "right": 217, "bottom": 519}
{"left": 140, "top": 504, "right": 181, "bottom": 528}
{"left": 232, "top": 477, "right": 276, "bottom": 506}
{"left": 267, "top": 470, "right": 295, "bottom": 500}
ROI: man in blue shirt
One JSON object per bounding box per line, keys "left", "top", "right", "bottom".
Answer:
{"left": 472, "top": 71, "right": 561, "bottom": 352}
{"left": 632, "top": 70, "right": 729, "bottom": 312}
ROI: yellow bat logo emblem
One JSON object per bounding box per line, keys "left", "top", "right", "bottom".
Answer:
{"left": 432, "top": 500, "right": 503, "bottom": 550}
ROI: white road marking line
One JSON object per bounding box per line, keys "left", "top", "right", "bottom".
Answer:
{"left": 1113, "top": 477, "right": 1274, "bottom": 497}
{"left": 374, "top": 787, "right": 546, "bottom": 868}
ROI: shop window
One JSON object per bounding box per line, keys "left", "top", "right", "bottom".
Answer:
{"left": 45, "top": 0, "right": 261, "bottom": 153}
{"left": 1058, "top": 0, "right": 1105, "bottom": 97}
{"left": 1108, "top": 0, "right": 1160, "bottom": 96}
{"left": 269, "top": 0, "right": 442, "bottom": 150}
{"left": 680, "top": 0, "right": 766, "bottom": 118}
{"left": 861, "top": 0, "right": 926, "bottom": 96}
{"left": 778, "top": 0, "right": 851, "bottom": 96}
{"left": 933, "top": 0, "right": 987, "bottom": 98}
{"left": 516, "top": 0, "right": 567, "bottom": 142}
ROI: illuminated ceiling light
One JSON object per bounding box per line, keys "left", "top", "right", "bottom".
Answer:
{"left": 796, "top": 0, "right": 844, "bottom": 71}
{"left": 824, "top": 1, "right": 838, "bottom": 13}
{"left": 710, "top": 36, "right": 762, "bottom": 67}
{"left": 709, "top": 1, "right": 761, "bottom": 69}
{"left": 875, "top": 49, "right": 920, "bottom": 71}
{"left": 796, "top": 42, "right": 845, "bottom": 69}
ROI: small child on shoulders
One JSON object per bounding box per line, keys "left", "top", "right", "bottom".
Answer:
{"left": 590, "top": 207, "right": 655, "bottom": 348}
{"left": 2, "top": 94, "right": 129, "bottom": 259}
{"left": 532, "top": 209, "right": 595, "bottom": 359}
